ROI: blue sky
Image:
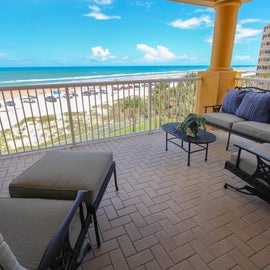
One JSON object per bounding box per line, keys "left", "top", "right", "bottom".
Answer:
{"left": 0, "top": 0, "right": 269, "bottom": 67}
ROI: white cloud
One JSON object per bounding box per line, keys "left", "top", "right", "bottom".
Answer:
{"left": 135, "top": 1, "right": 153, "bottom": 11}
{"left": 204, "top": 18, "right": 261, "bottom": 44}
{"left": 194, "top": 8, "right": 214, "bottom": 13}
{"left": 136, "top": 44, "right": 177, "bottom": 62}
{"left": 169, "top": 15, "right": 213, "bottom": 29}
{"left": 235, "top": 20, "right": 262, "bottom": 43}
{"left": 89, "top": 46, "right": 116, "bottom": 61}
{"left": 178, "top": 54, "right": 188, "bottom": 60}
{"left": 239, "top": 18, "right": 260, "bottom": 24}
{"left": 205, "top": 35, "right": 213, "bottom": 44}
{"left": 93, "top": 0, "right": 113, "bottom": 5}
{"left": 84, "top": 5, "right": 121, "bottom": 20}
{"left": 235, "top": 55, "right": 253, "bottom": 61}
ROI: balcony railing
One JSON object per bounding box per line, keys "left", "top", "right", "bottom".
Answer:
{"left": 235, "top": 76, "right": 270, "bottom": 89}
{"left": 0, "top": 77, "right": 201, "bottom": 155}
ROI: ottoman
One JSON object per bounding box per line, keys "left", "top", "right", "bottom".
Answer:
{"left": 9, "top": 150, "right": 118, "bottom": 247}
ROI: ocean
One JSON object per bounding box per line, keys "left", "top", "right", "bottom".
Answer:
{"left": 0, "top": 65, "right": 256, "bottom": 87}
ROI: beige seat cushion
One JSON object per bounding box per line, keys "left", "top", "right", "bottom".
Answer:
{"left": 204, "top": 112, "right": 245, "bottom": 130}
{"left": 232, "top": 121, "right": 270, "bottom": 142}
{"left": 0, "top": 198, "right": 74, "bottom": 270}
{"left": 0, "top": 233, "right": 26, "bottom": 270}
{"left": 9, "top": 150, "right": 113, "bottom": 204}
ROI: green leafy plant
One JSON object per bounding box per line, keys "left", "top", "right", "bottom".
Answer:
{"left": 179, "top": 113, "right": 206, "bottom": 137}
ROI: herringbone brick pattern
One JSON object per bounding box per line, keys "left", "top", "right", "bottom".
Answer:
{"left": 0, "top": 130, "right": 269, "bottom": 270}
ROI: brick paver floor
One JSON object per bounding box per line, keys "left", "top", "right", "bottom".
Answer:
{"left": 0, "top": 129, "right": 269, "bottom": 270}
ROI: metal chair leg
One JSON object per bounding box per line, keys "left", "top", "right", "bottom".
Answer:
{"left": 92, "top": 211, "right": 101, "bottom": 247}
{"left": 224, "top": 183, "right": 256, "bottom": 195}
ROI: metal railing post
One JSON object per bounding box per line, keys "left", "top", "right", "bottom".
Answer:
{"left": 65, "top": 87, "right": 76, "bottom": 147}
{"left": 148, "top": 83, "right": 152, "bottom": 133}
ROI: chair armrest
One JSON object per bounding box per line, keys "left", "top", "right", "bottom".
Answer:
{"left": 203, "top": 104, "right": 222, "bottom": 113}
{"left": 38, "top": 190, "right": 91, "bottom": 270}
{"left": 234, "top": 143, "right": 270, "bottom": 163}
{"left": 233, "top": 143, "right": 270, "bottom": 189}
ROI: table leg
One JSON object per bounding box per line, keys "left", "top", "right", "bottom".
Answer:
{"left": 205, "top": 143, "right": 209, "bottom": 161}
{"left": 188, "top": 142, "right": 191, "bottom": 166}
{"left": 165, "top": 132, "right": 168, "bottom": 151}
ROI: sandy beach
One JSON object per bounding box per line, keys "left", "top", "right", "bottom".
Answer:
{"left": 0, "top": 82, "right": 152, "bottom": 130}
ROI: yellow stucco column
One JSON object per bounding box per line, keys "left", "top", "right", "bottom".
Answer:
{"left": 196, "top": 0, "right": 242, "bottom": 115}
{"left": 209, "top": 0, "right": 242, "bottom": 71}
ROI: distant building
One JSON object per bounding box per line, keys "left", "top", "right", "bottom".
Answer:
{"left": 256, "top": 24, "right": 270, "bottom": 77}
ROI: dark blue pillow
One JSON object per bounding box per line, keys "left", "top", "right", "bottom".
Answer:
{"left": 222, "top": 89, "right": 247, "bottom": 114}
{"left": 235, "top": 91, "right": 270, "bottom": 123}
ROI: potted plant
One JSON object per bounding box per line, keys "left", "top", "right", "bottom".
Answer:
{"left": 176, "top": 113, "right": 206, "bottom": 137}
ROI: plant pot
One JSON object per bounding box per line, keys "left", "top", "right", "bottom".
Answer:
{"left": 186, "top": 127, "right": 198, "bottom": 137}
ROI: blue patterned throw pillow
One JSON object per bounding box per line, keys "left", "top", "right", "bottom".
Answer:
{"left": 235, "top": 91, "right": 270, "bottom": 123}
{"left": 222, "top": 89, "right": 247, "bottom": 114}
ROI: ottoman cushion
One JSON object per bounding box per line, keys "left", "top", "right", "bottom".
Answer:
{"left": 9, "top": 150, "right": 113, "bottom": 204}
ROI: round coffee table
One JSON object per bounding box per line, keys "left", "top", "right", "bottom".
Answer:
{"left": 162, "top": 122, "right": 216, "bottom": 166}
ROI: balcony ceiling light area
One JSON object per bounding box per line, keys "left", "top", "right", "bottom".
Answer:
{"left": 170, "top": 0, "right": 252, "bottom": 8}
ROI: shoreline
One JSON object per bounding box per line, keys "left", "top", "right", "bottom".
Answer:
{"left": 0, "top": 72, "right": 190, "bottom": 87}
{"left": 0, "top": 65, "right": 256, "bottom": 87}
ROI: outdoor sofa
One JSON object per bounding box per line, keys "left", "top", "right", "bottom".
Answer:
{"left": 0, "top": 190, "right": 92, "bottom": 270}
{"left": 203, "top": 87, "right": 270, "bottom": 150}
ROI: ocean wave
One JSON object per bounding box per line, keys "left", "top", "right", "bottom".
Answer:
{"left": 0, "top": 65, "right": 256, "bottom": 87}
{"left": 0, "top": 71, "right": 188, "bottom": 86}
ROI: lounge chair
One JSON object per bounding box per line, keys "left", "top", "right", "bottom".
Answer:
{"left": 9, "top": 150, "right": 118, "bottom": 247}
{"left": 224, "top": 143, "right": 270, "bottom": 203}
{"left": 0, "top": 190, "right": 91, "bottom": 270}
